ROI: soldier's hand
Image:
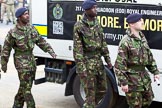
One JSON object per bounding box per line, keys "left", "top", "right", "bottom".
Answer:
{"left": 154, "top": 74, "right": 160, "bottom": 85}
{"left": 154, "top": 74, "right": 160, "bottom": 80}
{"left": 105, "top": 64, "right": 114, "bottom": 73}
{"left": 121, "top": 85, "right": 128, "bottom": 93}
{"left": 77, "top": 72, "right": 87, "bottom": 79}
{"left": 50, "top": 53, "right": 57, "bottom": 59}
{"left": 107, "top": 63, "right": 113, "bottom": 69}
{"left": 109, "top": 66, "right": 114, "bottom": 73}
{"left": 1, "top": 66, "right": 7, "bottom": 73}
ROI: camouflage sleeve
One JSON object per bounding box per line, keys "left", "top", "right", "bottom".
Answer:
{"left": 73, "top": 24, "right": 86, "bottom": 73}
{"left": 146, "top": 50, "right": 159, "bottom": 75}
{"left": 33, "top": 27, "right": 55, "bottom": 55}
{"left": 114, "top": 42, "right": 129, "bottom": 86}
{"left": 1, "top": 32, "right": 13, "bottom": 69}
{"left": 100, "top": 30, "right": 112, "bottom": 67}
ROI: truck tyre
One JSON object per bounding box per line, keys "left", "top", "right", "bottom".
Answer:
{"left": 114, "top": 95, "right": 128, "bottom": 108}
{"left": 73, "top": 75, "right": 117, "bottom": 108}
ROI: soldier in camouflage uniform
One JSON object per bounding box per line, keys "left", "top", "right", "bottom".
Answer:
{"left": 1, "top": 7, "right": 56, "bottom": 108}
{"left": 0, "top": 0, "right": 7, "bottom": 23}
{"left": 5, "top": 0, "right": 15, "bottom": 24}
{"left": 73, "top": 0, "right": 112, "bottom": 108}
{"left": 114, "top": 13, "right": 160, "bottom": 108}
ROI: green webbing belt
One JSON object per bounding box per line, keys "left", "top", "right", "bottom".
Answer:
{"left": 128, "top": 65, "right": 145, "bottom": 71}
{"left": 15, "top": 50, "right": 32, "bottom": 56}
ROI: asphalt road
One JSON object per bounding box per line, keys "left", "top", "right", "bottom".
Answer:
{"left": 0, "top": 23, "right": 79, "bottom": 108}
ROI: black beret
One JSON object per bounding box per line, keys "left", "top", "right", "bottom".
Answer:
{"left": 126, "top": 13, "right": 142, "bottom": 23}
{"left": 82, "top": 0, "right": 97, "bottom": 10}
{"left": 15, "top": 7, "right": 28, "bottom": 18}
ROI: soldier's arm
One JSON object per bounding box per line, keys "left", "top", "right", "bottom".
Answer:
{"left": 100, "top": 28, "right": 112, "bottom": 68}
{"left": 114, "top": 42, "right": 129, "bottom": 86}
{"left": 146, "top": 50, "right": 159, "bottom": 75}
{"left": 1, "top": 32, "right": 13, "bottom": 72}
{"left": 73, "top": 24, "right": 86, "bottom": 74}
{"left": 33, "top": 27, "right": 56, "bottom": 57}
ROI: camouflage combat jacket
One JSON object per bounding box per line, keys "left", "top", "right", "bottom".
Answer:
{"left": 114, "top": 29, "right": 159, "bottom": 91}
{"left": 1, "top": 24, "right": 54, "bottom": 71}
{"left": 73, "top": 13, "right": 111, "bottom": 75}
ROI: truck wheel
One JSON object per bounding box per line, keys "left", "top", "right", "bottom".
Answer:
{"left": 114, "top": 95, "right": 129, "bottom": 108}
{"left": 73, "top": 75, "right": 117, "bottom": 108}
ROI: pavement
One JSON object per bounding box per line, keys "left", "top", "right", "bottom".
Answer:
{"left": 0, "top": 23, "right": 79, "bottom": 108}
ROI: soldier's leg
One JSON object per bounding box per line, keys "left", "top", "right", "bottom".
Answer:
{"left": 13, "top": 86, "right": 25, "bottom": 108}
{"left": 22, "top": 70, "right": 35, "bottom": 108}
{"left": 125, "top": 91, "right": 143, "bottom": 108}
{"left": 1, "top": 4, "right": 6, "bottom": 23}
{"left": 142, "top": 87, "right": 154, "bottom": 108}
{"left": 84, "top": 75, "right": 97, "bottom": 108}
{"left": 10, "top": 5, "right": 15, "bottom": 24}
{"left": 14, "top": 70, "right": 35, "bottom": 108}
{"left": 6, "top": 5, "right": 11, "bottom": 24}
{"left": 95, "top": 72, "right": 107, "bottom": 104}
{"left": 18, "top": 2, "right": 23, "bottom": 8}
{"left": 78, "top": 72, "right": 96, "bottom": 108}
{"left": 13, "top": 70, "right": 26, "bottom": 108}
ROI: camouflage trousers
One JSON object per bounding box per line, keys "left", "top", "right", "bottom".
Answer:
{"left": 125, "top": 87, "right": 154, "bottom": 108}
{"left": 13, "top": 70, "right": 36, "bottom": 108}
{"left": 78, "top": 71, "right": 107, "bottom": 108}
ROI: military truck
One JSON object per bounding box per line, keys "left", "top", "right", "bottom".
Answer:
{"left": 30, "top": 0, "right": 162, "bottom": 107}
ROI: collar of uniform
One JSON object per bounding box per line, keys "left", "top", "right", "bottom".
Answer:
{"left": 82, "top": 13, "right": 98, "bottom": 27}
{"left": 16, "top": 23, "right": 31, "bottom": 31}
{"left": 126, "top": 29, "right": 143, "bottom": 41}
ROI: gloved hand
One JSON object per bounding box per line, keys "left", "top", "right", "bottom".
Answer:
{"left": 1, "top": 65, "right": 7, "bottom": 73}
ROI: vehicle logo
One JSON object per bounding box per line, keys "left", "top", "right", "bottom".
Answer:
{"left": 53, "top": 4, "right": 63, "bottom": 20}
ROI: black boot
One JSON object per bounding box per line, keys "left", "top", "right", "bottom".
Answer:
{"left": 12, "top": 105, "right": 23, "bottom": 108}
{"left": 9, "top": 19, "right": 11, "bottom": 22}
{"left": 6, "top": 20, "right": 9, "bottom": 25}
{"left": 0, "top": 19, "right": 3, "bottom": 23}
{"left": 12, "top": 106, "right": 23, "bottom": 108}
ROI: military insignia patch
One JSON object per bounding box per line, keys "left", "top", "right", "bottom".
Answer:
{"left": 53, "top": 4, "right": 63, "bottom": 20}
